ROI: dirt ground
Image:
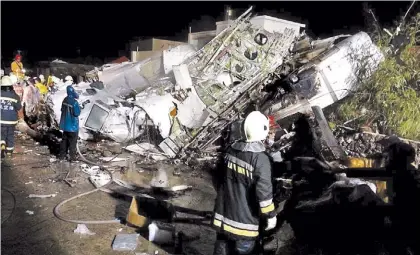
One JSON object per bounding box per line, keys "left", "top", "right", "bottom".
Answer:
{"left": 1, "top": 135, "right": 217, "bottom": 255}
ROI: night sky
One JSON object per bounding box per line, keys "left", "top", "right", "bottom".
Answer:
{"left": 1, "top": 1, "right": 417, "bottom": 65}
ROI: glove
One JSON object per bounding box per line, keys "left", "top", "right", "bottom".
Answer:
{"left": 265, "top": 216, "right": 277, "bottom": 231}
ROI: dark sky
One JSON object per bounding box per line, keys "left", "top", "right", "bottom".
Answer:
{"left": 1, "top": 1, "right": 417, "bottom": 64}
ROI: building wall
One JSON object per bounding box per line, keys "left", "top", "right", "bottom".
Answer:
{"left": 130, "top": 39, "right": 186, "bottom": 62}
{"left": 152, "top": 39, "right": 186, "bottom": 51}
{"left": 130, "top": 38, "right": 153, "bottom": 52}
{"left": 131, "top": 50, "right": 161, "bottom": 62}
{"left": 188, "top": 30, "right": 217, "bottom": 50}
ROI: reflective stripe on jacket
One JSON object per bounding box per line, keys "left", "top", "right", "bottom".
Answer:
{"left": 59, "top": 96, "right": 80, "bottom": 132}
{"left": 0, "top": 91, "right": 22, "bottom": 125}
{"left": 212, "top": 141, "right": 276, "bottom": 240}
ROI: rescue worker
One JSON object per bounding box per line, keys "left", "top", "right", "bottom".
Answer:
{"left": 64, "top": 75, "right": 74, "bottom": 86}
{"left": 1, "top": 76, "right": 22, "bottom": 158}
{"left": 212, "top": 111, "right": 277, "bottom": 255}
{"left": 22, "top": 78, "right": 40, "bottom": 123}
{"left": 9, "top": 74, "right": 24, "bottom": 120}
{"left": 39, "top": 74, "right": 46, "bottom": 85}
{"left": 11, "top": 54, "right": 25, "bottom": 80}
{"left": 58, "top": 85, "right": 80, "bottom": 162}
{"left": 34, "top": 77, "right": 48, "bottom": 96}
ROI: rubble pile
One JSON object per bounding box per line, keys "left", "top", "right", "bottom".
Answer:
{"left": 334, "top": 127, "right": 420, "bottom": 166}
{"left": 334, "top": 129, "right": 385, "bottom": 158}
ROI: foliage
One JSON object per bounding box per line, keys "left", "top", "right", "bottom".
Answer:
{"left": 336, "top": 13, "right": 420, "bottom": 140}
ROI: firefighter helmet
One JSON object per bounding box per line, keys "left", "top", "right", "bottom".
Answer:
{"left": 243, "top": 111, "right": 269, "bottom": 142}
{"left": 9, "top": 74, "right": 18, "bottom": 84}
{"left": 1, "top": 76, "right": 14, "bottom": 86}
{"left": 65, "top": 75, "right": 73, "bottom": 82}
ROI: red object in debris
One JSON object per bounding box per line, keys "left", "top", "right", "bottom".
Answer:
{"left": 110, "top": 56, "right": 130, "bottom": 64}
{"left": 268, "top": 115, "right": 280, "bottom": 129}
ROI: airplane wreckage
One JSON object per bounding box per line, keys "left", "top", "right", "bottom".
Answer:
{"left": 26, "top": 7, "right": 384, "bottom": 162}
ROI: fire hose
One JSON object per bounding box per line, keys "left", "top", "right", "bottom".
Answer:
{"left": 53, "top": 111, "right": 145, "bottom": 225}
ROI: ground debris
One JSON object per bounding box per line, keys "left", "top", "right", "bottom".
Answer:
{"left": 74, "top": 224, "right": 96, "bottom": 236}
{"left": 112, "top": 233, "right": 139, "bottom": 251}
{"left": 28, "top": 194, "right": 57, "bottom": 198}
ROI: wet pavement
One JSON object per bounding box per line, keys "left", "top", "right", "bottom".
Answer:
{"left": 1, "top": 135, "right": 217, "bottom": 255}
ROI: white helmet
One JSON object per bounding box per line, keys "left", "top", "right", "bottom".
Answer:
{"left": 39, "top": 74, "right": 45, "bottom": 81}
{"left": 1, "top": 76, "right": 14, "bottom": 86}
{"left": 9, "top": 74, "right": 18, "bottom": 84}
{"left": 65, "top": 75, "right": 73, "bottom": 82}
{"left": 243, "top": 111, "right": 269, "bottom": 142}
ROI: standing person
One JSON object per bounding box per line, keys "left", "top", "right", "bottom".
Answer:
{"left": 1, "top": 76, "right": 22, "bottom": 158}
{"left": 64, "top": 75, "right": 74, "bottom": 86}
{"left": 58, "top": 85, "right": 80, "bottom": 162}
{"left": 212, "top": 111, "right": 277, "bottom": 255}
{"left": 22, "top": 78, "right": 40, "bottom": 122}
{"left": 11, "top": 54, "right": 25, "bottom": 80}
{"left": 9, "top": 73, "right": 24, "bottom": 120}
{"left": 39, "top": 74, "right": 46, "bottom": 85}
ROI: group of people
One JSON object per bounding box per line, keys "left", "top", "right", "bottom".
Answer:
{"left": 1, "top": 54, "right": 81, "bottom": 161}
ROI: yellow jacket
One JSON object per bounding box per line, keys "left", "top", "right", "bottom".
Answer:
{"left": 35, "top": 82, "right": 49, "bottom": 95}
{"left": 11, "top": 61, "right": 24, "bottom": 79}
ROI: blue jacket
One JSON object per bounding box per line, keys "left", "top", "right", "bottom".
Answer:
{"left": 59, "top": 86, "right": 81, "bottom": 132}
{"left": 1, "top": 88, "right": 22, "bottom": 126}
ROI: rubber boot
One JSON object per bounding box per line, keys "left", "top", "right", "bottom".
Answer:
{"left": 1, "top": 144, "right": 6, "bottom": 159}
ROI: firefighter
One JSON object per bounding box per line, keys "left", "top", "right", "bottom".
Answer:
{"left": 39, "top": 74, "right": 46, "bottom": 85}
{"left": 58, "top": 85, "right": 81, "bottom": 162}
{"left": 64, "top": 75, "right": 74, "bottom": 86}
{"left": 1, "top": 76, "right": 22, "bottom": 158}
{"left": 11, "top": 54, "right": 25, "bottom": 80}
{"left": 9, "top": 73, "right": 24, "bottom": 120}
{"left": 212, "top": 111, "right": 277, "bottom": 255}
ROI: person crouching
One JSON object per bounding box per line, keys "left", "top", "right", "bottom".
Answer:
{"left": 59, "top": 85, "right": 81, "bottom": 162}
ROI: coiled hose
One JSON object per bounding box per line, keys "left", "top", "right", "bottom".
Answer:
{"left": 53, "top": 109, "right": 167, "bottom": 225}
{"left": 52, "top": 142, "right": 120, "bottom": 224}
{"left": 53, "top": 111, "right": 145, "bottom": 225}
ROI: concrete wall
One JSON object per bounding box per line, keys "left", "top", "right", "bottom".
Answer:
{"left": 130, "top": 39, "right": 187, "bottom": 62}
{"left": 130, "top": 38, "right": 153, "bottom": 52}
{"left": 152, "top": 39, "right": 186, "bottom": 51}
{"left": 131, "top": 50, "right": 160, "bottom": 62}
{"left": 188, "top": 30, "right": 217, "bottom": 50}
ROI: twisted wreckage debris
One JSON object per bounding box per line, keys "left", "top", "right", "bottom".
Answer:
{"left": 26, "top": 7, "right": 385, "bottom": 162}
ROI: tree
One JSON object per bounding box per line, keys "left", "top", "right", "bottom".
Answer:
{"left": 336, "top": 13, "right": 420, "bottom": 140}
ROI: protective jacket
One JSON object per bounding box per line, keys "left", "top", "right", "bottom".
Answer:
{"left": 1, "top": 89, "right": 22, "bottom": 125}
{"left": 59, "top": 86, "right": 80, "bottom": 132}
{"left": 35, "top": 82, "right": 48, "bottom": 95}
{"left": 212, "top": 141, "right": 276, "bottom": 240}
{"left": 11, "top": 61, "right": 24, "bottom": 79}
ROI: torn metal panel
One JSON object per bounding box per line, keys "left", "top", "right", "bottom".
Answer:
{"left": 134, "top": 94, "right": 178, "bottom": 139}
{"left": 264, "top": 31, "right": 384, "bottom": 119}
{"left": 162, "top": 45, "right": 196, "bottom": 74}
